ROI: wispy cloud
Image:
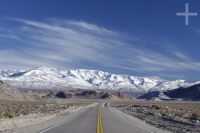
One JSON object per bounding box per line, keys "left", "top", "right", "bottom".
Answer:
{"left": 0, "top": 18, "right": 199, "bottom": 79}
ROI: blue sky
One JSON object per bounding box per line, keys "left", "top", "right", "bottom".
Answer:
{"left": 0, "top": 0, "right": 200, "bottom": 80}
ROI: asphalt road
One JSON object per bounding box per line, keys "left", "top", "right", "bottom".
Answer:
{"left": 39, "top": 104, "right": 165, "bottom": 133}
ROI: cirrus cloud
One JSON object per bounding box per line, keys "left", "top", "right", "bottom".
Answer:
{"left": 0, "top": 18, "right": 200, "bottom": 80}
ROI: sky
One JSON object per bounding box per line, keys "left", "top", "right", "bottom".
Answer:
{"left": 0, "top": 0, "right": 200, "bottom": 80}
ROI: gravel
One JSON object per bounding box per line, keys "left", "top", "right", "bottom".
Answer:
{"left": 113, "top": 104, "right": 200, "bottom": 133}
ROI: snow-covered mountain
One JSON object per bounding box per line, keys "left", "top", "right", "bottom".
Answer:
{"left": 0, "top": 67, "right": 199, "bottom": 92}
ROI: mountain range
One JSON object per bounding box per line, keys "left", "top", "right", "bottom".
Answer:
{"left": 0, "top": 67, "right": 199, "bottom": 94}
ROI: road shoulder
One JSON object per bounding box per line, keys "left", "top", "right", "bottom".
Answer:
{"left": 108, "top": 107, "right": 171, "bottom": 133}
{"left": 11, "top": 103, "right": 98, "bottom": 133}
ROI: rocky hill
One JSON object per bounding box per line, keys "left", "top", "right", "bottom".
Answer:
{"left": 0, "top": 80, "right": 24, "bottom": 100}
{"left": 138, "top": 83, "right": 200, "bottom": 100}
{"left": 0, "top": 80, "right": 40, "bottom": 101}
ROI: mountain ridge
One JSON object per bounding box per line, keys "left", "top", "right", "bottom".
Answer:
{"left": 0, "top": 67, "right": 199, "bottom": 92}
{"left": 138, "top": 83, "right": 200, "bottom": 100}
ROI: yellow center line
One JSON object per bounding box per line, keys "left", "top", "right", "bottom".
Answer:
{"left": 97, "top": 106, "right": 104, "bottom": 133}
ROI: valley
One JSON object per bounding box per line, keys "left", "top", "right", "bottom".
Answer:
{"left": 0, "top": 67, "right": 200, "bottom": 133}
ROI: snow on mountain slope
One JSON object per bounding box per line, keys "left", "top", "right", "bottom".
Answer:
{"left": 0, "top": 67, "right": 199, "bottom": 92}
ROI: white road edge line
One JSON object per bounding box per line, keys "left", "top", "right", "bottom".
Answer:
{"left": 109, "top": 108, "right": 154, "bottom": 133}
{"left": 39, "top": 109, "right": 85, "bottom": 133}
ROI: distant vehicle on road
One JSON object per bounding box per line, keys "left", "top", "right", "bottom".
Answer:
{"left": 104, "top": 103, "right": 108, "bottom": 107}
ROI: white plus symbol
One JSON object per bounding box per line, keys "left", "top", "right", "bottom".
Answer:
{"left": 176, "top": 3, "right": 198, "bottom": 25}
